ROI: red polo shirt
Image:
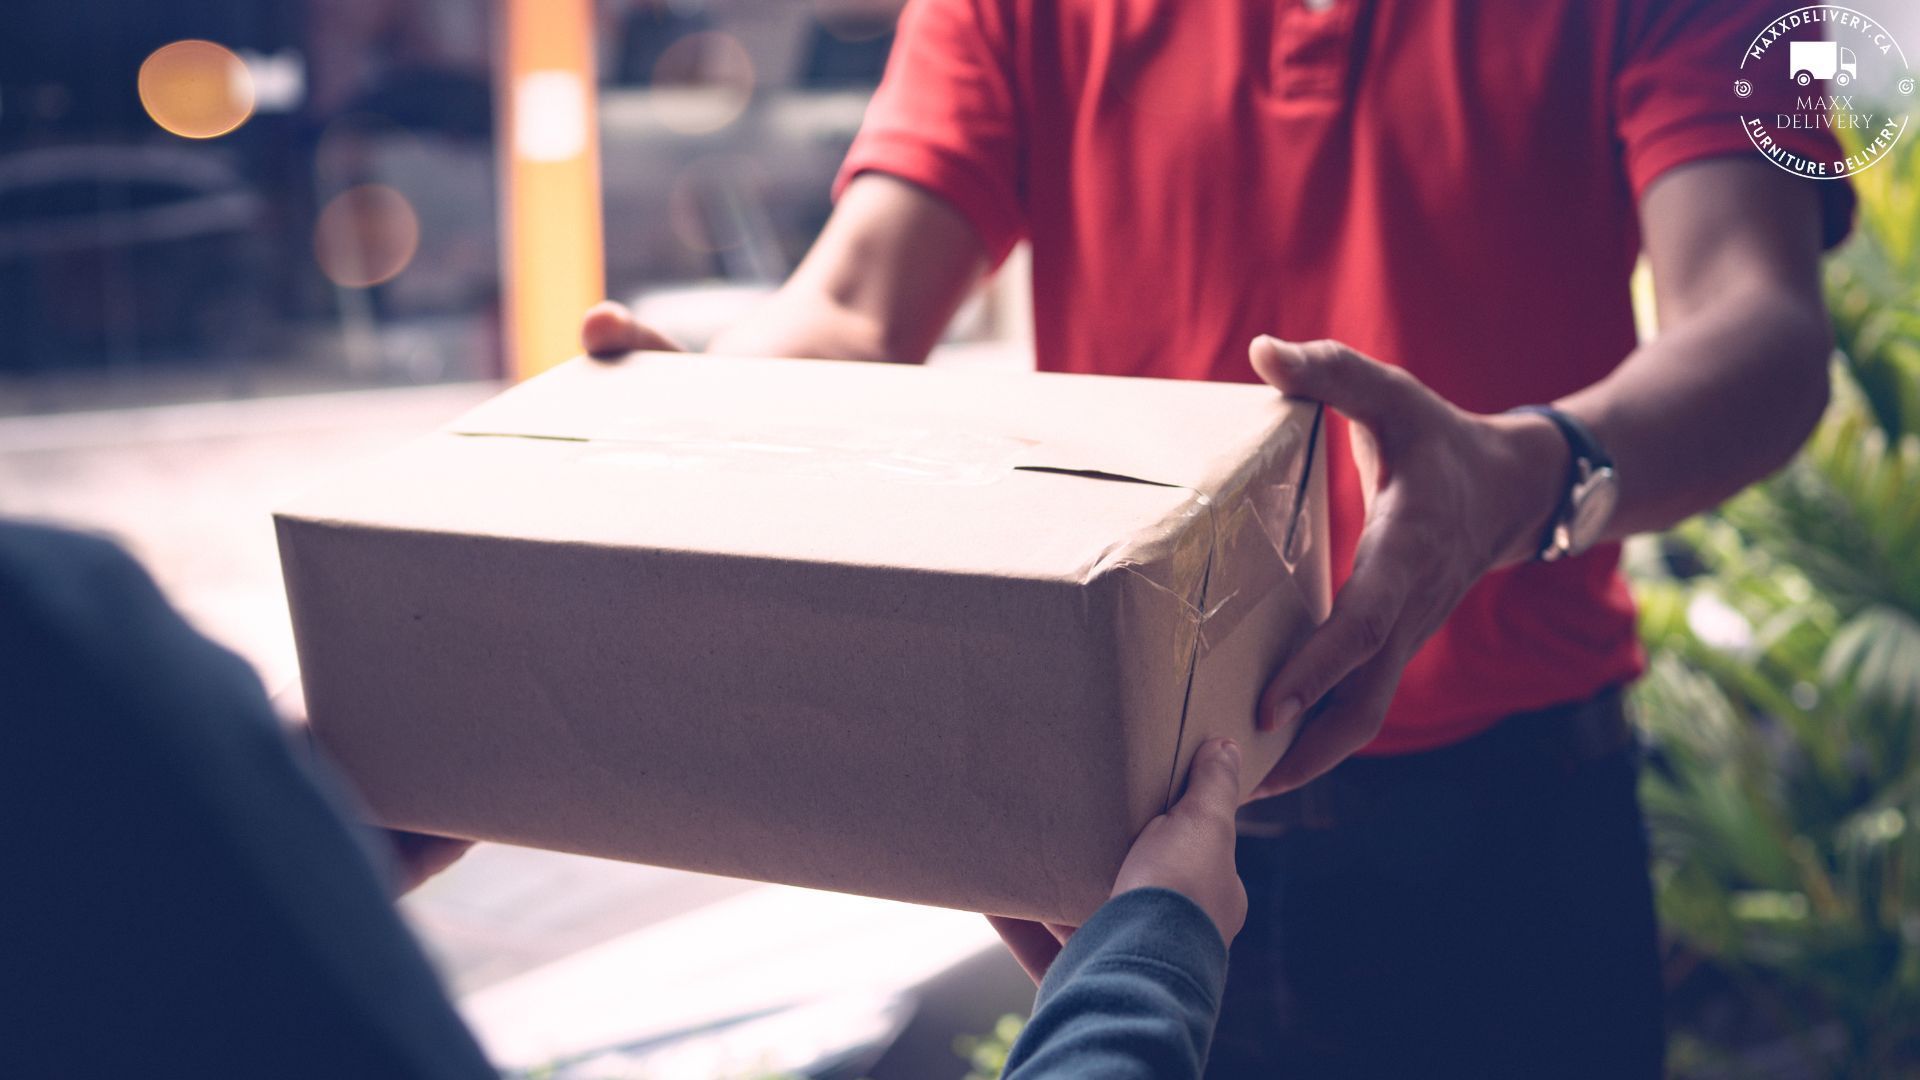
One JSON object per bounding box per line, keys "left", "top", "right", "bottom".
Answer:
{"left": 836, "top": 0, "right": 1853, "bottom": 754}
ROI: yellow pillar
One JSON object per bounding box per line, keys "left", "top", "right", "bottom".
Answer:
{"left": 497, "top": 0, "right": 605, "bottom": 380}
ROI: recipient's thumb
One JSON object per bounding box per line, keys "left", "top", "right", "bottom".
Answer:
{"left": 1175, "top": 739, "right": 1242, "bottom": 824}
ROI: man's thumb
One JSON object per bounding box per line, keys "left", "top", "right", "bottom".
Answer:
{"left": 582, "top": 300, "right": 683, "bottom": 360}
{"left": 1249, "top": 336, "right": 1416, "bottom": 430}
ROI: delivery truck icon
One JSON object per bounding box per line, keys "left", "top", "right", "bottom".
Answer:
{"left": 1791, "top": 40, "right": 1858, "bottom": 87}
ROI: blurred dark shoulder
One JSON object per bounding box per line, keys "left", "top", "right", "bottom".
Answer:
{"left": 0, "top": 518, "right": 269, "bottom": 733}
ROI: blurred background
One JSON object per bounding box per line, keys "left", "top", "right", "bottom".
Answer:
{"left": 0, "top": 2, "right": 1033, "bottom": 1077}
{"left": 1, "top": 0, "right": 497, "bottom": 410}
{"left": 1, "top": 1, "right": 1917, "bottom": 1077}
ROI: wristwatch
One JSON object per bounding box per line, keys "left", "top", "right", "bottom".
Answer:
{"left": 1507, "top": 404, "right": 1618, "bottom": 562}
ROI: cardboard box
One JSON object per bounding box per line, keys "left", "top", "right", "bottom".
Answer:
{"left": 277, "top": 353, "right": 1329, "bottom": 924}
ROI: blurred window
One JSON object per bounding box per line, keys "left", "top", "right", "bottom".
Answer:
{"left": 0, "top": 0, "right": 502, "bottom": 415}
{"left": 595, "top": 0, "right": 902, "bottom": 349}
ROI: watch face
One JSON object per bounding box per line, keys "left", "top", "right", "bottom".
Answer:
{"left": 1567, "top": 466, "right": 1619, "bottom": 555}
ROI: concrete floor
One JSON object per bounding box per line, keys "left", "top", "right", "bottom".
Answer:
{"left": 0, "top": 377, "right": 1018, "bottom": 1073}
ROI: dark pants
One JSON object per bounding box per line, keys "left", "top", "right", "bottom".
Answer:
{"left": 1206, "top": 694, "right": 1666, "bottom": 1079}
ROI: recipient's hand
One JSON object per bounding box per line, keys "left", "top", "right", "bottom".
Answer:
{"left": 1246, "top": 336, "right": 1568, "bottom": 797}
{"left": 271, "top": 680, "right": 473, "bottom": 897}
{"left": 990, "top": 739, "right": 1247, "bottom": 984}
{"left": 581, "top": 300, "right": 684, "bottom": 359}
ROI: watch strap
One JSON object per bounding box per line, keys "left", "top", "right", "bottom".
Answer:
{"left": 1508, "top": 404, "right": 1613, "bottom": 470}
{"left": 1506, "top": 404, "right": 1610, "bottom": 562}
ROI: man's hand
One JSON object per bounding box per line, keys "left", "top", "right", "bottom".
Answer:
{"left": 1246, "top": 336, "right": 1569, "bottom": 797}
{"left": 1246, "top": 164, "right": 1831, "bottom": 797}
{"left": 990, "top": 739, "right": 1247, "bottom": 984}
{"left": 578, "top": 175, "right": 984, "bottom": 367}
{"left": 581, "top": 300, "right": 684, "bottom": 359}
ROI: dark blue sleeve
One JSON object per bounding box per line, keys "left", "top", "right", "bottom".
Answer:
{"left": 0, "top": 521, "right": 496, "bottom": 1080}
{"left": 1002, "top": 887, "right": 1229, "bottom": 1080}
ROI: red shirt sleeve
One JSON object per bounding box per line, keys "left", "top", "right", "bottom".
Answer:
{"left": 834, "top": 0, "right": 1026, "bottom": 266}
{"left": 1613, "top": 0, "right": 1855, "bottom": 248}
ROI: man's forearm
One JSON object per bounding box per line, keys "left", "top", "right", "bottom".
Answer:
{"left": 1534, "top": 159, "right": 1834, "bottom": 548}
{"left": 708, "top": 173, "right": 987, "bottom": 364}
{"left": 1559, "top": 279, "right": 1831, "bottom": 542}
{"left": 706, "top": 279, "right": 900, "bottom": 363}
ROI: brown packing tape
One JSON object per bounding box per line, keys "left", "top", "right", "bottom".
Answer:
{"left": 1189, "top": 400, "right": 1324, "bottom": 650}
{"left": 444, "top": 353, "right": 1245, "bottom": 495}
{"left": 453, "top": 425, "right": 1042, "bottom": 486}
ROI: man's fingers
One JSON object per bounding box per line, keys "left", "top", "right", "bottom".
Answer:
{"left": 1257, "top": 560, "right": 1407, "bottom": 732}
{"left": 1253, "top": 654, "right": 1403, "bottom": 797}
{"left": 986, "top": 915, "right": 1064, "bottom": 985}
{"left": 1249, "top": 336, "right": 1429, "bottom": 434}
{"left": 1171, "top": 739, "right": 1243, "bottom": 824}
{"left": 581, "top": 300, "right": 682, "bottom": 360}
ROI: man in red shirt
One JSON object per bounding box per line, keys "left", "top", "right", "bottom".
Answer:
{"left": 586, "top": 0, "right": 1852, "bottom": 1074}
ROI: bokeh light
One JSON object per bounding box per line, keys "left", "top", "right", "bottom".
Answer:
{"left": 138, "top": 40, "right": 256, "bottom": 139}
{"left": 313, "top": 185, "right": 421, "bottom": 289}
{"left": 650, "top": 31, "right": 756, "bottom": 135}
